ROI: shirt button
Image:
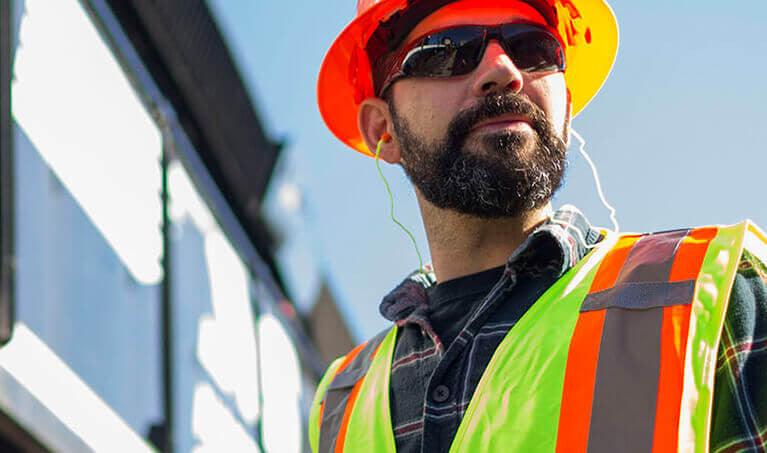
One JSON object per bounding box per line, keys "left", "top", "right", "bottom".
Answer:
{"left": 432, "top": 385, "right": 450, "bottom": 403}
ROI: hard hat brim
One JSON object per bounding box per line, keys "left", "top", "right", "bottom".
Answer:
{"left": 317, "top": 0, "right": 619, "bottom": 156}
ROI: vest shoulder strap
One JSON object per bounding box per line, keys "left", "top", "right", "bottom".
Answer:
{"left": 309, "top": 357, "right": 344, "bottom": 453}
{"left": 309, "top": 327, "right": 392, "bottom": 453}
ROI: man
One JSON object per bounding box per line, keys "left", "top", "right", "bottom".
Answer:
{"left": 310, "top": 0, "right": 767, "bottom": 452}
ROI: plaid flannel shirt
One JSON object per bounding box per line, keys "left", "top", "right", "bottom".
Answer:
{"left": 374, "top": 206, "right": 767, "bottom": 453}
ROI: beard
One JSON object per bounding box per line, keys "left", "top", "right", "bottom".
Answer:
{"left": 389, "top": 92, "right": 568, "bottom": 218}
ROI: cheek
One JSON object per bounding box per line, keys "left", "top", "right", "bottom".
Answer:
{"left": 548, "top": 77, "right": 569, "bottom": 133}
{"left": 525, "top": 73, "right": 568, "bottom": 134}
{"left": 392, "top": 81, "right": 465, "bottom": 141}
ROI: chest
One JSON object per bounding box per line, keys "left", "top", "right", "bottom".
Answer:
{"left": 316, "top": 225, "right": 751, "bottom": 453}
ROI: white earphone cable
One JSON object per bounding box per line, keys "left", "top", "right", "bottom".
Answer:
{"left": 570, "top": 127, "right": 620, "bottom": 234}
{"left": 548, "top": 127, "right": 620, "bottom": 249}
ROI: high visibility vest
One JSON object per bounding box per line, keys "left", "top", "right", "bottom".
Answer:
{"left": 309, "top": 222, "right": 767, "bottom": 453}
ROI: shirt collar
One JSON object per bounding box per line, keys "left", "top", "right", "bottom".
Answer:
{"left": 379, "top": 204, "right": 601, "bottom": 322}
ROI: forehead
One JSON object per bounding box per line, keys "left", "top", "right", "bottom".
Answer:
{"left": 406, "top": 1, "right": 549, "bottom": 42}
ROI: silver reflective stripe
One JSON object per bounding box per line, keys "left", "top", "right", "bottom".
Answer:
{"left": 584, "top": 230, "right": 690, "bottom": 453}
{"left": 580, "top": 280, "right": 695, "bottom": 312}
{"left": 587, "top": 307, "right": 665, "bottom": 453}
{"left": 612, "top": 229, "right": 689, "bottom": 283}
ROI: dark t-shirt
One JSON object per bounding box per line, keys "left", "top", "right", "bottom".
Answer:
{"left": 426, "top": 265, "right": 505, "bottom": 350}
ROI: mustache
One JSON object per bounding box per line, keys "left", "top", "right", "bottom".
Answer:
{"left": 446, "top": 93, "right": 551, "bottom": 147}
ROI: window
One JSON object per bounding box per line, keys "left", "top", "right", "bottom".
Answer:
{"left": 168, "top": 158, "right": 266, "bottom": 452}
{"left": 9, "top": 0, "right": 162, "bottom": 442}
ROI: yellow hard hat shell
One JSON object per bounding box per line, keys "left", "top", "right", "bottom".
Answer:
{"left": 317, "top": 0, "right": 619, "bottom": 156}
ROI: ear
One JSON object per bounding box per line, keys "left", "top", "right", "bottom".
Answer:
{"left": 357, "top": 97, "right": 402, "bottom": 164}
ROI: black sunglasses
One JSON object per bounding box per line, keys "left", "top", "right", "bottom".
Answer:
{"left": 378, "top": 23, "right": 566, "bottom": 96}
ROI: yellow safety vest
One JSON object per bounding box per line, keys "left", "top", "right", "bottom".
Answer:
{"left": 310, "top": 222, "right": 767, "bottom": 452}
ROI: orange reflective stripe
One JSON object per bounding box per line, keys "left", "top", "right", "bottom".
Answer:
{"left": 652, "top": 304, "right": 692, "bottom": 453}
{"left": 668, "top": 227, "right": 718, "bottom": 283}
{"left": 319, "top": 401, "right": 325, "bottom": 428}
{"left": 332, "top": 340, "right": 385, "bottom": 453}
{"left": 652, "top": 227, "right": 717, "bottom": 453}
{"left": 556, "top": 309, "right": 607, "bottom": 453}
{"left": 335, "top": 379, "right": 365, "bottom": 453}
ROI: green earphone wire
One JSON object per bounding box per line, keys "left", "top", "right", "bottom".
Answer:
{"left": 375, "top": 138, "right": 426, "bottom": 274}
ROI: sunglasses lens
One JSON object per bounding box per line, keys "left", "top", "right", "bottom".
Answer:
{"left": 501, "top": 27, "right": 565, "bottom": 73}
{"left": 401, "top": 27, "right": 484, "bottom": 78}
{"left": 386, "top": 25, "right": 565, "bottom": 92}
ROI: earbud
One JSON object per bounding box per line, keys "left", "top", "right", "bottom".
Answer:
{"left": 380, "top": 132, "right": 392, "bottom": 144}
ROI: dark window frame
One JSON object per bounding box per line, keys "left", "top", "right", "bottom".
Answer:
{"left": 0, "top": 0, "right": 15, "bottom": 346}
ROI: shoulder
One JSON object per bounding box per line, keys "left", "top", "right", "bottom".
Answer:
{"left": 606, "top": 221, "right": 765, "bottom": 264}
{"left": 707, "top": 220, "right": 767, "bottom": 329}
{"left": 330, "top": 327, "right": 393, "bottom": 376}
{"left": 309, "top": 327, "right": 395, "bottom": 445}
{"left": 724, "top": 249, "right": 767, "bottom": 354}
{"left": 313, "top": 327, "right": 394, "bottom": 396}
{"left": 710, "top": 237, "right": 767, "bottom": 451}
{"left": 690, "top": 220, "right": 767, "bottom": 369}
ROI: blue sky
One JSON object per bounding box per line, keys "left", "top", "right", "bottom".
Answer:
{"left": 206, "top": 0, "right": 767, "bottom": 341}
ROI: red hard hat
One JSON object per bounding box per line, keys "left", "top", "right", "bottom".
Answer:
{"left": 318, "top": 0, "right": 619, "bottom": 156}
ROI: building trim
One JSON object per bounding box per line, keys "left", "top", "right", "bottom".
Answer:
{"left": 99, "top": 0, "right": 286, "bottom": 292}
{"left": 78, "top": 0, "right": 327, "bottom": 380}
{"left": 0, "top": 324, "right": 153, "bottom": 452}
{"left": 0, "top": 0, "right": 15, "bottom": 346}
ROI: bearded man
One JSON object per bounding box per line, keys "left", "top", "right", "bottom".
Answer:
{"left": 310, "top": 1, "right": 767, "bottom": 452}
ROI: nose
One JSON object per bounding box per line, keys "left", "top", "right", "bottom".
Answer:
{"left": 470, "top": 40, "right": 524, "bottom": 97}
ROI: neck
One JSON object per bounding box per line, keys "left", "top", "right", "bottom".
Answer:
{"left": 418, "top": 196, "right": 551, "bottom": 283}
